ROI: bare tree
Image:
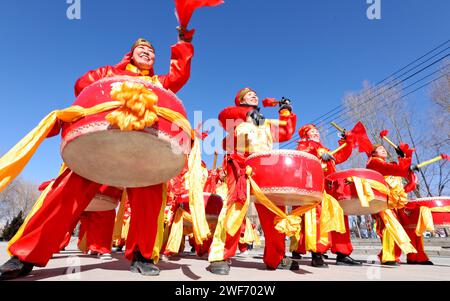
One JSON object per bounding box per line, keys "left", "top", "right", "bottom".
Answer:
{"left": 339, "top": 78, "right": 449, "bottom": 198}
{"left": 0, "top": 178, "right": 38, "bottom": 227}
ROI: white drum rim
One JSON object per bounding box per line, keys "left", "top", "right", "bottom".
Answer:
{"left": 61, "top": 129, "right": 187, "bottom": 187}
{"left": 245, "top": 149, "right": 320, "bottom": 163}
{"left": 259, "top": 186, "right": 323, "bottom": 195}
{"left": 407, "top": 196, "right": 450, "bottom": 202}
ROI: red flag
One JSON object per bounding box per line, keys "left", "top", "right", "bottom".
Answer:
{"left": 346, "top": 121, "right": 373, "bottom": 156}
{"left": 262, "top": 97, "right": 278, "bottom": 107}
{"left": 175, "top": 0, "right": 224, "bottom": 28}
{"left": 380, "top": 129, "right": 389, "bottom": 138}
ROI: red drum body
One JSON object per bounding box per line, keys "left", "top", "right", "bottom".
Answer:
{"left": 179, "top": 192, "right": 224, "bottom": 221}
{"left": 326, "top": 168, "right": 388, "bottom": 215}
{"left": 245, "top": 150, "right": 324, "bottom": 207}
{"left": 61, "top": 76, "right": 191, "bottom": 188}
{"left": 84, "top": 186, "right": 123, "bottom": 212}
{"left": 403, "top": 197, "right": 450, "bottom": 228}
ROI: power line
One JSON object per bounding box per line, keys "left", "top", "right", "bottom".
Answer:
{"left": 315, "top": 53, "right": 449, "bottom": 131}
{"left": 280, "top": 73, "right": 447, "bottom": 150}
{"left": 305, "top": 40, "right": 449, "bottom": 126}
{"left": 324, "top": 74, "right": 447, "bottom": 139}
{"left": 322, "top": 65, "right": 449, "bottom": 138}
{"left": 279, "top": 41, "right": 450, "bottom": 149}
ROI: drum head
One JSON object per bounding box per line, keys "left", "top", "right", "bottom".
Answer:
{"left": 62, "top": 129, "right": 187, "bottom": 187}
{"left": 338, "top": 197, "right": 388, "bottom": 215}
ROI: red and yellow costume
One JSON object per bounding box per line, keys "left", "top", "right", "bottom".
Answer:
{"left": 396, "top": 207, "right": 430, "bottom": 263}
{"left": 208, "top": 88, "right": 297, "bottom": 269}
{"left": 163, "top": 162, "right": 222, "bottom": 257}
{"left": 290, "top": 124, "right": 354, "bottom": 256}
{"left": 7, "top": 38, "right": 194, "bottom": 267}
{"left": 366, "top": 144, "right": 415, "bottom": 263}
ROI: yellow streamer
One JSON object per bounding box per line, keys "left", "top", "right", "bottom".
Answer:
{"left": 415, "top": 206, "right": 450, "bottom": 236}
{"left": 166, "top": 208, "right": 193, "bottom": 253}
{"left": 304, "top": 209, "right": 317, "bottom": 252}
{"left": 112, "top": 191, "right": 128, "bottom": 245}
{"left": 187, "top": 138, "right": 210, "bottom": 245}
{"left": 379, "top": 209, "right": 416, "bottom": 254}
{"left": 320, "top": 191, "right": 346, "bottom": 235}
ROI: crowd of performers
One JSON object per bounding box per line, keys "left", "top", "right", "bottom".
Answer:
{"left": 0, "top": 2, "right": 448, "bottom": 280}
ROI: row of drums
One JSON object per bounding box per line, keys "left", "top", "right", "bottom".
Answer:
{"left": 59, "top": 77, "right": 448, "bottom": 229}
{"left": 83, "top": 149, "right": 449, "bottom": 231}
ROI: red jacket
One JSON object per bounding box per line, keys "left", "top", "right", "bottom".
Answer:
{"left": 75, "top": 41, "right": 194, "bottom": 96}
{"left": 296, "top": 139, "right": 352, "bottom": 176}
{"left": 365, "top": 156, "right": 411, "bottom": 177}
{"left": 47, "top": 41, "right": 194, "bottom": 138}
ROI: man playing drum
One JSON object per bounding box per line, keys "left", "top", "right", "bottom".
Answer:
{"left": 366, "top": 143, "right": 417, "bottom": 265}
{"left": 207, "top": 87, "right": 297, "bottom": 275}
{"left": 291, "top": 124, "right": 362, "bottom": 267}
{"left": 0, "top": 28, "right": 194, "bottom": 280}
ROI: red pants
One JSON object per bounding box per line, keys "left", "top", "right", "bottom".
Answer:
{"left": 254, "top": 203, "right": 287, "bottom": 268}
{"left": 8, "top": 169, "right": 165, "bottom": 266}
{"left": 330, "top": 216, "right": 353, "bottom": 256}
{"left": 396, "top": 209, "right": 429, "bottom": 263}
{"left": 404, "top": 228, "right": 429, "bottom": 262}
{"left": 78, "top": 210, "right": 116, "bottom": 255}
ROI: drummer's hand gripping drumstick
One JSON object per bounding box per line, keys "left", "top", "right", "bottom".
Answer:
{"left": 329, "top": 122, "right": 347, "bottom": 156}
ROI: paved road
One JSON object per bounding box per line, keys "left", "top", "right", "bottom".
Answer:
{"left": 1, "top": 241, "right": 449, "bottom": 281}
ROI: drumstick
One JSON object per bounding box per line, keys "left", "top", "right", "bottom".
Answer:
{"left": 381, "top": 136, "right": 398, "bottom": 149}
{"left": 417, "top": 154, "right": 448, "bottom": 169}
{"left": 212, "top": 150, "right": 218, "bottom": 170}
{"left": 379, "top": 129, "right": 398, "bottom": 149}
{"left": 265, "top": 119, "right": 287, "bottom": 126}
{"left": 329, "top": 143, "right": 347, "bottom": 155}
{"left": 330, "top": 122, "right": 345, "bottom": 134}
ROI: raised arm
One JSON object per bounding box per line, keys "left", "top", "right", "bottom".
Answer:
{"left": 159, "top": 41, "right": 194, "bottom": 94}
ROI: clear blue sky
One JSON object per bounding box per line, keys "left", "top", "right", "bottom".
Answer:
{"left": 0, "top": 0, "right": 449, "bottom": 184}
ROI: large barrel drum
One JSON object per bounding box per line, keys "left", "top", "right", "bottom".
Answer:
{"left": 61, "top": 76, "right": 191, "bottom": 187}
{"left": 402, "top": 197, "right": 450, "bottom": 229}
{"left": 325, "top": 168, "right": 388, "bottom": 215}
{"left": 245, "top": 150, "right": 324, "bottom": 207}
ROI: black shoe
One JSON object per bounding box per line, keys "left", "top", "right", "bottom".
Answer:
{"left": 336, "top": 253, "right": 362, "bottom": 266}
{"left": 382, "top": 261, "right": 399, "bottom": 266}
{"left": 208, "top": 261, "right": 230, "bottom": 275}
{"left": 311, "top": 252, "right": 328, "bottom": 268}
{"left": 417, "top": 260, "right": 434, "bottom": 265}
{"left": 291, "top": 251, "right": 302, "bottom": 259}
{"left": 130, "top": 252, "right": 160, "bottom": 276}
{"left": 406, "top": 260, "right": 417, "bottom": 265}
{"left": 0, "top": 257, "right": 34, "bottom": 280}
{"left": 272, "top": 257, "right": 299, "bottom": 270}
